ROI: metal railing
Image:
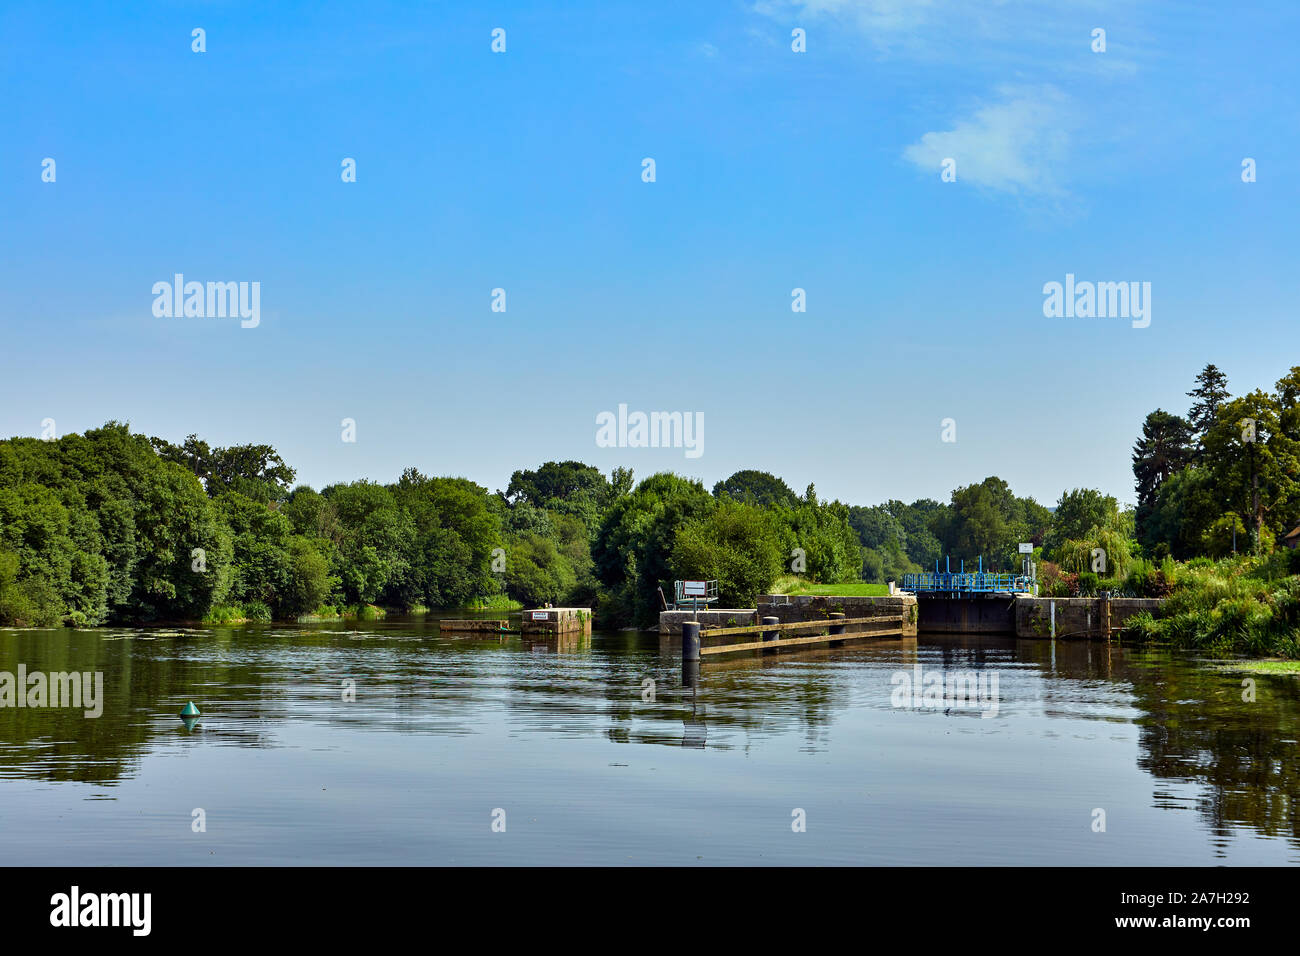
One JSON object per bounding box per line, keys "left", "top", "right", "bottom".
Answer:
{"left": 673, "top": 580, "right": 719, "bottom": 609}
{"left": 901, "top": 571, "right": 1033, "bottom": 593}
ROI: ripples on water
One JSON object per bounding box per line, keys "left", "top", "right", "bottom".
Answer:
{"left": 0, "top": 616, "right": 1296, "bottom": 865}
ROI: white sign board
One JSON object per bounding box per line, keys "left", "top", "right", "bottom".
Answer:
{"left": 530, "top": 611, "right": 549, "bottom": 620}
{"left": 1018, "top": 543, "right": 1034, "bottom": 554}
{"left": 682, "top": 580, "right": 708, "bottom": 597}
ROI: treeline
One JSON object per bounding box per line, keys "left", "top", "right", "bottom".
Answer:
{"left": 0, "top": 427, "right": 859, "bottom": 628}
{"left": 0, "top": 424, "right": 501, "bottom": 627}
{"left": 1133, "top": 363, "right": 1300, "bottom": 558}
{"left": 2, "top": 364, "right": 1296, "bottom": 631}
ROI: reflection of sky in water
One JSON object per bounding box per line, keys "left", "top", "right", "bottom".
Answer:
{"left": 0, "top": 619, "right": 1296, "bottom": 865}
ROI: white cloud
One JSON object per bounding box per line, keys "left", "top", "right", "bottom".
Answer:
{"left": 753, "top": 0, "right": 1142, "bottom": 71}
{"left": 754, "top": 0, "right": 937, "bottom": 35}
{"left": 902, "top": 86, "right": 1074, "bottom": 195}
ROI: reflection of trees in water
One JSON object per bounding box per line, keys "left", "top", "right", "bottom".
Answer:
{"left": 1128, "top": 660, "right": 1300, "bottom": 849}
{"left": 1020, "top": 637, "right": 1300, "bottom": 850}
{"left": 8, "top": 624, "right": 1298, "bottom": 848}
{"left": 0, "top": 629, "right": 285, "bottom": 785}
{"left": 0, "top": 623, "right": 496, "bottom": 787}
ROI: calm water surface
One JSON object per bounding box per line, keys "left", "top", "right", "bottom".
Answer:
{"left": 2, "top": 615, "right": 1297, "bottom": 865}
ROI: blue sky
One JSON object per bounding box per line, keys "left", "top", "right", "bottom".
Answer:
{"left": 2, "top": 0, "right": 1297, "bottom": 508}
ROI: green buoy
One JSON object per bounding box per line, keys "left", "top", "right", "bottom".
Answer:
{"left": 179, "top": 701, "right": 200, "bottom": 718}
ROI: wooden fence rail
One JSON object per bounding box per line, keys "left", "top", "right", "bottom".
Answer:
{"left": 683, "top": 612, "right": 906, "bottom": 660}
{"left": 699, "top": 616, "right": 899, "bottom": 639}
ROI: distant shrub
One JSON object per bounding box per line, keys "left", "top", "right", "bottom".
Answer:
{"left": 202, "top": 604, "right": 244, "bottom": 625}
{"left": 0, "top": 574, "right": 64, "bottom": 627}
{"left": 242, "top": 601, "right": 272, "bottom": 623}
{"left": 345, "top": 604, "right": 386, "bottom": 621}
{"left": 1124, "top": 558, "right": 1173, "bottom": 598}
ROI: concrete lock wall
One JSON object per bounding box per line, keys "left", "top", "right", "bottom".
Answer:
{"left": 755, "top": 594, "right": 919, "bottom": 638}
{"left": 655, "top": 594, "right": 1163, "bottom": 640}
{"left": 1014, "top": 597, "right": 1162, "bottom": 640}
{"left": 658, "top": 609, "right": 757, "bottom": 635}
{"left": 520, "top": 607, "right": 594, "bottom": 635}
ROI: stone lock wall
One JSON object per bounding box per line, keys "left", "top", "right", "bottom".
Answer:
{"left": 1014, "top": 597, "right": 1162, "bottom": 640}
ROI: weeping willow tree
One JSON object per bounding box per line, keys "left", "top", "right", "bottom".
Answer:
{"left": 1056, "top": 525, "right": 1134, "bottom": 579}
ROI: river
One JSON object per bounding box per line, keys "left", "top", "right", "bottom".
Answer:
{"left": 1, "top": 615, "right": 1297, "bottom": 865}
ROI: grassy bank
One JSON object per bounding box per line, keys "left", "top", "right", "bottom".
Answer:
{"left": 202, "top": 602, "right": 272, "bottom": 625}
{"left": 1123, "top": 551, "right": 1300, "bottom": 658}
{"left": 206, "top": 602, "right": 389, "bottom": 624}
{"left": 769, "top": 576, "right": 890, "bottom": 597}
{"left": 465, "top": 594, "right": 525, "bottom": 611}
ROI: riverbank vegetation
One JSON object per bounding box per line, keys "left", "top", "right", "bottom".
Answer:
{"left": 1122, "top": 551, "right": 1300, "bottom": 658}
{"left": 1, "top": 365, "right": 1297, "bottom": 651}
{"left": 771, "top": 576, "right": 890, "bottom": 597}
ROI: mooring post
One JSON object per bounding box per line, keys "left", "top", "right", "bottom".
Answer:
{"left": 1099, "top": 590, "right": 1112, "bottom": 641}
{"left": 682, "top": 620, "right": 700, "bottom": 662}
{"left": 762, "top": 615, "right": 780, "bottom": 654}
{"left": 682, "top": 659, "right": 700, "bottom": 688}
{"left": 829, "top": 611, "right": 846, "bottom": 645}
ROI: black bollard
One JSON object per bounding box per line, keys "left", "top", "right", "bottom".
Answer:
{"left": 682, "top": 621, "right": 700, "bottom": 662}
{"left": 762, "top": 616, "right": 780, "bottom": 654}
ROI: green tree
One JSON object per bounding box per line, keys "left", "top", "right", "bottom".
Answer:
{"left": 848, "top": 505, "right": 905, "bottom": 553}
{"left": 1132, "top": 409, "right": 1192, "bottom": 543}
{"left": 152, "top": 435, "right": 296, "bottom": 502}
{"left": 1187, "top": 363, "right": 1230, "bottom": 452}
{"left": 670, "top": 500, "right": 783, "bottom": 606}
{"left": 712, "top": 470, "right": 798, "bottom": 508}
{"left": 280, "top": 536, "right": 334, "bottom": 617}
{"left": 1044, "top": 488, "right": 1121, "bottom": 559}
{"left": 504, "top": 461, "right": 612, "bottom": 536}
{"left": 1143, "top": 467, "right": 1219, "bottom": 559}
{"left": 389, "top": 469, "right": 501, "bottom": 608}
{"left": 886, "top": 499, "right": 946, "bottom": 568}
{"left": 213, "top": 492, "right": 293, "bottom": 609}
{"left": 324, "top": 481, "right": 414, "bottom": 605}
{"left": 593, "top": 472, "right": 714, "bottom": 625}
{"left": 505, "top": 534, "right": 576, "bottom": 608}
{"left": 934, "top": 477, "right": 1018, "bottom": 568}
{"left": 1203, "top": 389, "right": 1299, "bottom": 551}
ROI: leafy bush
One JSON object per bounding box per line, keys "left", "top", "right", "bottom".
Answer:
{"left": 1124, "top": 558, "right": 1174, "bottom": 598}
{"left": 0, "top": 569, "right": 64, "bottom": 627}
{"left": 241, "top": 601, "right": 272, "bottom": 623}
{"left": 670, "top": 500, "right": 783, "bottom": 608}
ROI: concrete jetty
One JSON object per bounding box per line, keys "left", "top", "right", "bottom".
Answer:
{"left": 520, "top": 607, "right": 593, "bottom": 636}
